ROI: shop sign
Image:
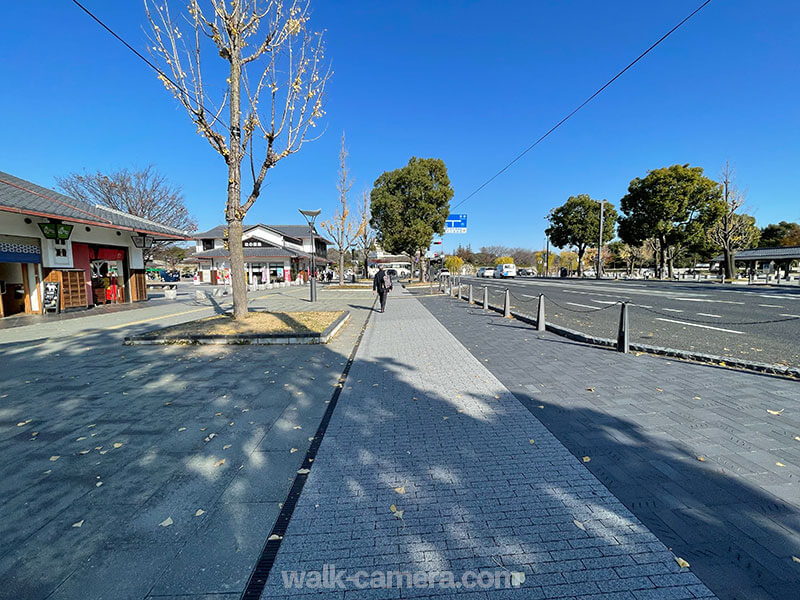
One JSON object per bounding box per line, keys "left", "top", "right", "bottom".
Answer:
{"left": 38, "top": 223, "right": 74, "bottom": 240}
{"left": 42, "top": 281, "right": 60, "bottom": 313}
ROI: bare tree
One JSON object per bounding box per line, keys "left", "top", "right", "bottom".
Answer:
{"left": 57, "top": 166, "right": 196, "bottom": 262}
{"left": 321, "top": 133, "right": 355, "bottom": 285}
{"left": 355, "top": 189, "right": 376, "bottom": 277}
{"left": 144, "top": 0, "right": 330, "bottom": 318}
{"left": 709, "top": 162, "right": 759, "bottom": 279}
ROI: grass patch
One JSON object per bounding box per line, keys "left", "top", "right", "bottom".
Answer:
{"left": 142, "top": 310, "right": 343, "bottom": 338}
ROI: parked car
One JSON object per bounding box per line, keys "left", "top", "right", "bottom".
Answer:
{"left": 478, "top": 267, "right": 494, "bottom": 278}
{"left": 493, "top": 263, "right": 517, "bottom": 278}
{"left": 476, "top": 267, "right": 487, "bottom": 277}
{"left": 386, "top": 268, "right": 398, "bottom": 279}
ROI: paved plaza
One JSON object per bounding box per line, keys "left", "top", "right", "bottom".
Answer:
{"left": 0, "top": 285, "right": 374, "bottom": 600}
{"left": 261, "top": 288, "right": 716, "bottom": 599}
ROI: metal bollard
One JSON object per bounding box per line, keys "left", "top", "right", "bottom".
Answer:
{"left": 482, "top": 286, "right": 488, "bottom": 310}
{"left": 536, "top": 294, "right": 545, "bottom": 332}
{"left": 617, "top": 301, "right": 629, "bottom": 353}
{"left": 468, "top": 284, "right": 473, "bottom": 304}
{"left": 503, "top": 289, "right": 511, "bottom": 317}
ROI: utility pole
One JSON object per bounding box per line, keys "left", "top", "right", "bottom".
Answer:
{"left": 596, "top": 199, "right": 604, "bottom": 280}
{"left": 545, "top": 237, "right": 550, "bottom": 278}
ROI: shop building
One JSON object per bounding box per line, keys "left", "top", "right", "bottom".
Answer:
{"left": 0, "top": 171, "right": 190, "bottom": 318}
{"left": 190, "top": 223, "right": 331, "bottom": 284}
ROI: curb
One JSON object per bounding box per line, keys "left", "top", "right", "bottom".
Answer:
{"left": 123, "top": 311, "right": 351, "bottom": 346}
{"left": 450, "top": 293, "right": 800, "bottom": 379}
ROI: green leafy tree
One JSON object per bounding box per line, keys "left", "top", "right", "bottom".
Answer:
{"left": 758, "top": 221, "right": 800, "bottom": 247}
{"left": 370, "top": 157, "right": 454, "bottom": 281}
{"left": 444, "top": 255, "right": 464, "bottom": 274}
{"left": 493, "top": 256, "right": 514, "bottom": 266}
{"left": 618, "top": 164, "right": 724, "bottom": 279}
{"left": 560, "top": 251, "right": 578, "bottom": 273}
{"left": 545, "top": 195, "right": 617, "bottom": 276}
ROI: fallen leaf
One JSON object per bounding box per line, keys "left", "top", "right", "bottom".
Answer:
{"left": 99, "top": 450, "right": 108, "bottom": 455}
{"left": 767, "top": 409, "right": 785, "bottom": 416}
{"left": 656, "top": 388, "right": 663, "bottom": 392}
{"left": 794, "top": 436, "right": 800, "bottom": 442}
{"left": 195, "top": 509, "right": 205, "bottom": 517}
{"left": 49, "top": 456, "right": 60, "bottom": 462}
{"left": 215, "top": 412, "right": 223, "bottom": 416}
{"left": 222, "top": 444, "right": 231, "bottom": 450}
{"left": 693, "top": 396, "right": 702, "bottom": 400}
{"left": 72, "top": 520, "right": 84, "bottom": 528}
{"left": 113, "top": 443, "right": 123, "bottom": 449}
{"left": 307, "top": 437, "right": 314, "bottom": 441}
{"left": 293, "top": 426, "right": 302, "bottom": 430}
{"left": 95, "top": 481, "right": 103, "bottom": 487}
{"left": 582, "top": 456, "right": 591, "bottom": 463}
{"left": 79, "top": 450, "right": 90, "bottom": 455}
{"left": 675, "top": 556, "right": 690, "bottom": 568}
{"left": 16, "top": 419, "right": 32, "bottom": 427}
{"left": 214, "top": 458, "right": 226, "bottom": 467}
{"left": 412, "top": 397, "right": 418, "bottom": 401}
{"left": 297, "top": 468, "right": 310, "bottom": 475}
{"left": 290, "top": 448, "right": 298, "bottom": 453}
{"left": 159, "top": 517, "right": 173, "bottom": 527}
{"left": 537, "top": 405, "right": 544, "bottom": 409}
{"left": 529, "top": 439, "right": 535, "bottom": 444}
{"left": 394, "top": 486, "right": 405, "bottom": 495}
{"left": 76, "top": 436, "right": 87, "bottom": 441}
{"left": 178, "top": 427, "right": 187, "bottom": 432}
{"left": 586, "top": 388, "right": 594, "bottom": 392}
{"left": 268, "top": 534, "right": 283, "bottom": 541}
{"left": 442, "top": 416, "right": 448, "bottom": 421}
{"left": 776, "top": 462, "right": 786, "bottom": 467}
{"left": 31, "top": 432, "right": 39, "bottom": 437}
{"left": 697, "top": 456, "right": 707, "bottom": 462}
{"left": 573, "top": 519, "right": 585, "bottom": 531}
{"left": 510, "top": 571, "right": 526, "bottom": 587}
{"left": 792, "top": 555, "right": 800, "bottom": 563}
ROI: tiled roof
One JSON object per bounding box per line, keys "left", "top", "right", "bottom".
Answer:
{"left": 710, "top": 246, "right": 800, "bottom": 262}
{"left": 191, "top": 246, "right": 297, "bottom": 259}
{"left": 192, "top": 223, "right": 333, "bottom": 246}
{"left": 0, "top": 171, "right": 191, "bottom": 239}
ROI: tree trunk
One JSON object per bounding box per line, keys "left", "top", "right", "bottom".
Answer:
{"left": 658, "top": 244, "right": 666, "bottom": 280}
{"left": 339, "top": 252, "right": 345, "bottom": 285}
{"left": 724, "top": 250, "right": 735, "bottom": 280}
{"left": 577, "top": 246, "right": 585, "bottom": 277}
{"left": 228, "top": 219, "right": 247, "bottom": 318}
{"left": 227, "top": 3, "right": 247, "bottom": 319}
{"left": 418, "top": 249, "right": 425, "bottom": 282}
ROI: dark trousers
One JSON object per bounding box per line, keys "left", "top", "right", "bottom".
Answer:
{"left": 378, "top": 291, "right": 388, "bottom": 311}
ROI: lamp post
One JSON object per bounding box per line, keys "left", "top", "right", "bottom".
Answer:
{"left": 299, "top": 209, "right": 321, "bottom": 302}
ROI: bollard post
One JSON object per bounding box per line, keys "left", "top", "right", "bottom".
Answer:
{"left": 482, "top": 286, "right": 488, "bottom": 310}
{"left": 503, "top": 289, "right": 511, "bottom": 318}
{"left": 469, "top": 284, "right": 473, "bottom": 304}
{"left": 536, "top": 294, "right": 545, "bottom": 332}
{"left": 617, "top": 302, "right": 629, "bottom": 353}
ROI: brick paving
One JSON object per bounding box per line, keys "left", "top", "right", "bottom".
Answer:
{"left": 262, "top": 289, "right": 715, "bottom": 599}
{"left": 417, "top": 294, "right": 800, "bottom": 600}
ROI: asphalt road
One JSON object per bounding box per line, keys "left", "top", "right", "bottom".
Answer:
{"left": 459, "top": 276, "right": 800, "bottom": 369}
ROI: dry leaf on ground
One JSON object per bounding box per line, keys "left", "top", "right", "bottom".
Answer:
{"left": 214, "top": 458, "right": 226, "bottom": 467}
{"left": 195, "top": 509, "right": 205, "bottom": 517}
{"left": 767, "top": 409, "right": 785, "bottom": 416}
{"left": 49, "top": 456, "right": 59, "bottom": 462}
{"left": 394, "top": 486, "right": 405, "bottom": 495}
{"left": 268, "top": 534, "right": 283, "bottom": 541}
{"left": 297, "top": 468, "right": 310, "bottom": 475}
{"left": 510, "top": 572, "right": 525, "bottom": 587}
{"left": 113, "top": 442, "right": 123, "bottom": 449}
{"left": 582, "top": 456, "right": 591, "bottom": 463}
{"left": 573, "top": 519, "right": 585, "bottom": 531}
{"left": 675, "top": 556, "right": 690, "bottom": 568}
{"left": 697, "top": 456, "right": 707, "bottom": 462}
{"left": 72, "top": 520, "right": 84, "bottom": 528}
{"left": 159, "top": 517, "right": 173, "bottom": 527}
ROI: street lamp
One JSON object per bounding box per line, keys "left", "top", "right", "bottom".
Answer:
{"left": 299, "top": 209, "right": 321, "bottom": 302}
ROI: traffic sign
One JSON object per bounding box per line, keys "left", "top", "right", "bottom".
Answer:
{"left": 445, "top": 214, "right": 467, "bottom": 234}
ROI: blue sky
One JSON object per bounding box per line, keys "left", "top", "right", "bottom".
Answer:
{"left": 1, "top": 1, "right": 798, "bottom": 254}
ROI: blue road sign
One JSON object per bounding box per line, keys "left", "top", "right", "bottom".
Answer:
{"left": 445, "top": 214, "right": 467, "bottom": 233}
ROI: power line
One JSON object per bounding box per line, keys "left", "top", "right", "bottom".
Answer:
{"left": 70, "top": 0, "right": 229, "bottom": 130}
{"left": 451, "top": 0, "right": 713, "bottom": 210}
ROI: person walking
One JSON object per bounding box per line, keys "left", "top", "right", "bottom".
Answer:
{"left": 372, "top": 265, "right": 393, "bottom": 313}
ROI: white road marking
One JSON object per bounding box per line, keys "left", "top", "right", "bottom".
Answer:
{"left": 672, "top": 297, "right": 745, "bottom": 305}
{"left": 662, "top": 308, "right": 684, "bottom": 313}
{"left": 696, "top": 312, "right": 722, "bottom": 318}
{"left": 759, "top": 304, "right": 783, "bottom": 308}
{"left": 590, "top": 299, "right": 617, "bottom": 304}
{"left": 780, "top": 313, "right": 800, "bottom": 318}
{"left": 655, "top": 318, "right": 744, "bottom": 334}
{"left": 632, "top": 304, "right": 653, "bottom": 308}
{"left": 566, "top": 302, "right": 600, "bottom": 310}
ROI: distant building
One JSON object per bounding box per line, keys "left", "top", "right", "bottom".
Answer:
{"left": 0, "top": 171, "right": 189, "bottom": 318}
{"left": 188, "top": 223, "right": 331, "bottom": 284}
{"left": 367, "top": 245, "right": 412, "bottom": 277}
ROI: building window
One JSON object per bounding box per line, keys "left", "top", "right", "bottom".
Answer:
{"left": 202, "top": 239, "right": 214, "bottom": 251}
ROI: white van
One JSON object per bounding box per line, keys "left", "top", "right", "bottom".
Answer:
{"left": 493, "top": 263, "right": 517, "bottom": 278}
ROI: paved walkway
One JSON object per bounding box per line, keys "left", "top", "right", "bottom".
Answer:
{"left": 262, "top": 289, "right": 714, "bottom": 599}
{"left": 0, "top": 286, "right": 374, "bottom": 600}
{"left": 418, "top": 294, "right": 800, "bottom": 600}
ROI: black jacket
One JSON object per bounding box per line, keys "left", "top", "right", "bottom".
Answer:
{"left": 373, "top": 269, "right": 392, "bottom": 293}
